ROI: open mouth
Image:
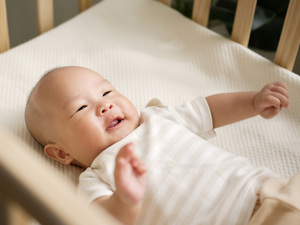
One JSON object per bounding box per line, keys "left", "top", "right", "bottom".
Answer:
{"left": 107, "top": 118, "right": 124, "bottom": 130}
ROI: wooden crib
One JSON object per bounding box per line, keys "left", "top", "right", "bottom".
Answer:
{"left": 0, "top": 0, "right": 299, "bottom": 225}
{"left": 1, "top": 0, "right": 300, "bottom": 70}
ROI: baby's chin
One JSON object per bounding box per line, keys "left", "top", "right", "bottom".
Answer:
{"left": 110, "top": 123, "right": 139, "bottom": 145}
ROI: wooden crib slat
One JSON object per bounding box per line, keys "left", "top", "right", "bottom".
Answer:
{"left": 79, "top": 0, "right": 94, "bottom": 12}
{"left": 5, "top": 198, "right": 32, "bottom": 225}
{"left": 231, "top": 0, "right": 257, "bottom": 47}
{"left": 36, "top": 0, "right": 54, "bottom": 34}
{"left": 192, "top": 0, "right": 211, "bottom": 27}
{"left": 0, "top": 127, "right": 120, "bottom": 225}
{"left": 274, "top": 0, "right": 300, "bottom": 71}
{"left": 0, "top": 0, "right": 10, "bottom": 53}
{"left": 159, "top": 0, "right": 171, "bottom": 6}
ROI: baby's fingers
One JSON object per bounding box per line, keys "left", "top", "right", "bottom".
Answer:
{"left": 258, "top": 94, "right": 288, "bottom": 119}
{"left": 117, "top": 142, "right": 147, "bottom": 174}
{"left": 117, "top": 142, "right": 136, "bottom": 161}
{"left": 262, "top": 82, "right": 289, "bottom": 108}
{"left": 270, "top": 82, "right": 288, "bottom": 97}
{"left": 271, "top": 90, "right": 289, "bottom": 109}
{"left": 268, "top": 82, "right": 289, "bottom": 108}
{"left": 270, "top": 81, "right": 288, "bottom": 91}
{"left": 131, "top": 157, "right": 147, "bottom": 174}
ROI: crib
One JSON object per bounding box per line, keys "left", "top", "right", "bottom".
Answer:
{"left": 0, "top": 0, "right": 299, "bottom": 224}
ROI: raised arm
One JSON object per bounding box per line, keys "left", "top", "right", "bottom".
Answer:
{"left": 206, "top": 82, "right": 289, "bottom": 128}
{"left": 94, "top": 143, "right": 147, "bottom": 225}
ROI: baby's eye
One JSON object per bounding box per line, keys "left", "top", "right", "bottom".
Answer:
{"left": 76, "top": 105, "right": 87, "bottom": 112}
{"left": 103, "top": 91, "right": 111, "bottom": 96}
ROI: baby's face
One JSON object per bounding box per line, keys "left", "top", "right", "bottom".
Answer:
{"left": 41, "top": 67, "right": 139, "bottom": 167}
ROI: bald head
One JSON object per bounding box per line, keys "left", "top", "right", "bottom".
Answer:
{"left": 25, "top": 66, "right": 101, "bottom": 146}
{"left": 25, "top": 67, "right": 60, "bottom": 146}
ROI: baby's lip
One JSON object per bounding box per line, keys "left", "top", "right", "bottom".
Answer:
{"left": 107, "top": 117, "right": 124, "bottom": 131}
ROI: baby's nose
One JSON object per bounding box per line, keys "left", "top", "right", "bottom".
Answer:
{"left": 98, "top": 103, "right": 113, "bottom": 116}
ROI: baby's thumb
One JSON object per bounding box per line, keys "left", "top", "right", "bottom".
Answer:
{"left": 259, "top": 106, "right": 281, "bottom": 119}
{"left": 117, "top": 142, "right": 136, "bottom": 161}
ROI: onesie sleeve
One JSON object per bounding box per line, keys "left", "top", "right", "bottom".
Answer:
{"left": 190, "top": 96, "right": 216, "bottom": 139}
{"left": 77, "top": 167, "right": 113, "bottom": 205}
{"left": 144, "top": 97, "right": 216, "bottom": 139}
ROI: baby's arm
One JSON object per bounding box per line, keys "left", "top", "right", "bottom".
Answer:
{"left": 206, "top": 82, "right": 289, "bottom": 128}
{"left": 94, "top": 143, "right": 147, "bottom": 225}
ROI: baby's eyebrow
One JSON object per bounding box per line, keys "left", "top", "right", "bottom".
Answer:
{"left": 103, "top": 79, "right": 112, "bottom": 85}
{"left": 64, "top": 95, "right": 81, "bottom": 111}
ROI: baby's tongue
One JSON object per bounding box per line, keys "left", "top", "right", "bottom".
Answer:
{"left": 109, "top": 119, "right": 119, "bottom": 128}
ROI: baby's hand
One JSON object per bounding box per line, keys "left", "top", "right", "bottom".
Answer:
{"left": 114, "top": 142, "right": 147, "bottom": 205}
{"left": 253, "top": 82, "right": 289, "bottom": 119}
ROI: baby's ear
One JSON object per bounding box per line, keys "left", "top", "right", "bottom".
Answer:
{"left": 44, "top": 143, "right": 74, "bottom": 165}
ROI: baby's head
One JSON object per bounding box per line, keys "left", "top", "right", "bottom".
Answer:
{"left": 25, "top": 66, "right": 139, "bottom": 167}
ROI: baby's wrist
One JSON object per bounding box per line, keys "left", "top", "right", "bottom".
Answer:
{"left": 114, "top": 190, "right": 143, "bottom": 207}
{"left": 252, "top": 92, "right": 260, "bottom": 115}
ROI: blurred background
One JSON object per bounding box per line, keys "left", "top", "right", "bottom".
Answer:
{"left": 172, "top": 0, "right": 300, "bottom": 74}
{"left": 5, "top": 0, "right": 300, "bottom": 74}
{"left": 6, "top": 0, "right": 101, "bottom": 47}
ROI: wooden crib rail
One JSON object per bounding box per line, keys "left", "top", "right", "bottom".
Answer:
{"left": 79, "top": 0, "right": 94, "bottom": 12}
{"left": 275, "top": 0, "right": 300, "bottom": 71}
{"left": 192, "top": 0, "right": 211, "bottom": 27}
{"left": 0, "top": 0, "right": 9, "bottom": 53}
{"left": 0, "top": 0, "right": 93, "bottom": 53}
{"left": 231, "top": 0, "right": 257, "bottom": 47}
{"left": 36, "top": 0, "right": 93, "bottom": 34}
{"left": 36, "top": 0, "right": 54, "bottom": 34}
{"left": 0, "top": 126, "right": 120, "bottom": 225}
{"left": 160, "top": 0, "right": 300, "bottom": 71}
{"left": 1, "top": 0, "right": 299, "bottom": 68}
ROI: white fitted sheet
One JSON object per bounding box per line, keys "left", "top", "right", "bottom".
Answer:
{"left": 0, "top": 0, "right": 299, "bottom": 185}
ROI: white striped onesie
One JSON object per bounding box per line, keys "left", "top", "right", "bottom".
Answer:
{"left": 78, "top": 97, "right": 277, "bottom": 225}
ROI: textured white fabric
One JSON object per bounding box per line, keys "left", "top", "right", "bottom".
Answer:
{"left": 78, "top": 97, "right": 277, "bottom": 225}
{"left": 0, "top": 0, "right": 299, "bottom": 187}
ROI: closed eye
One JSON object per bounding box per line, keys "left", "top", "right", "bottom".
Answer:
{"left": 76, "top": 105, "right": 87, "bottom": 112}
{"left": 103, "top": 91, "right": 111, "bottom": 96}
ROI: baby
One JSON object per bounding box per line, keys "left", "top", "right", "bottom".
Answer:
{"left": 25, "top": 66, "right": 299, "bottom": 225}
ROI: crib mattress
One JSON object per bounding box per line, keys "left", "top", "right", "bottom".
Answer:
{"left": 0, "top": 0, "right": 299, "bottom": 184}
